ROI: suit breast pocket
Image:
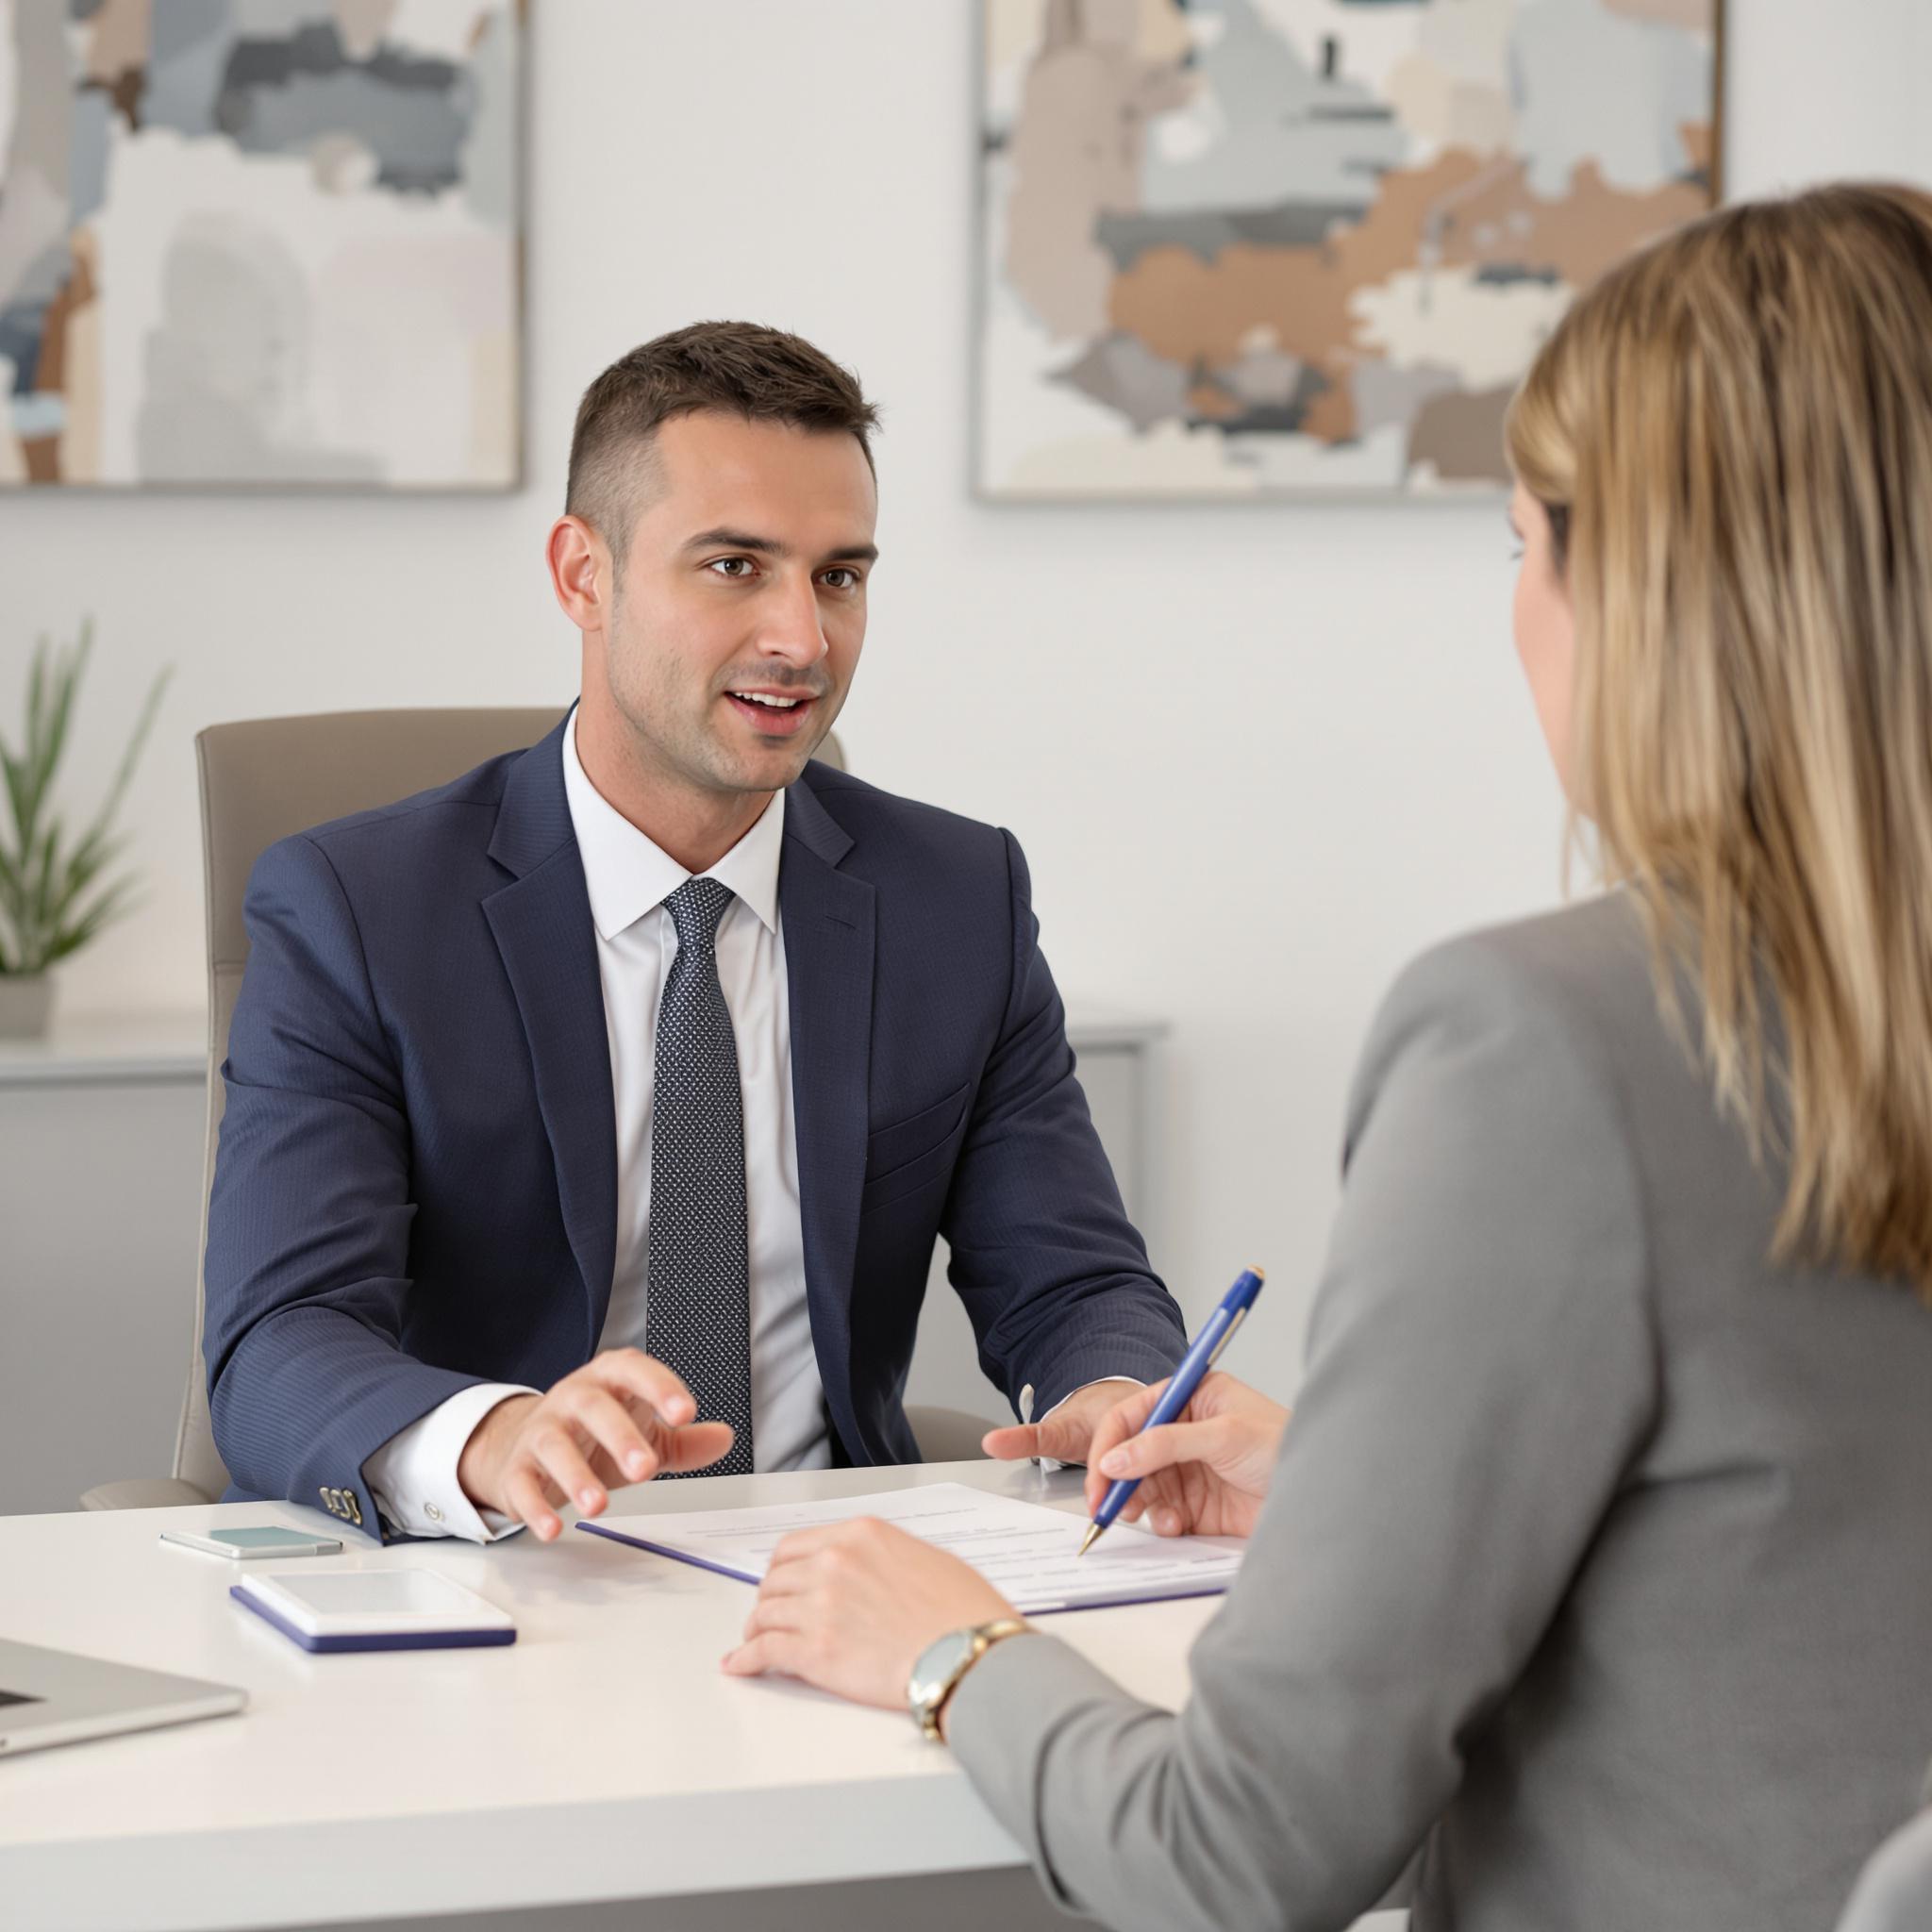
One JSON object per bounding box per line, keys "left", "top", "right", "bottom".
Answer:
{"left": 860, "top": 1081, "right": 973, "bottom": 1214}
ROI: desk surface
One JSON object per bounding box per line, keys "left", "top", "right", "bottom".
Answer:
{"left": 0, "top": 1460, "right": 1216, "bottom": 1932}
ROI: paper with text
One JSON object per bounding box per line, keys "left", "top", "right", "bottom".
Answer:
{"left": 577, "top": 1482, "right": 1245, "bottom": 1613}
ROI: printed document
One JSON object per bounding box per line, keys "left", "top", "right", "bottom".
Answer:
{"left": 578, "top": 1481, "right": 1244, "bottom": 1613}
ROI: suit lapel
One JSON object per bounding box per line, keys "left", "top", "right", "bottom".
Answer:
{"left": 779, "top": 771, "right": 874, "bottom": 1454}
{"left": 483, "top": 721, "right": 618, "bottom": 1353}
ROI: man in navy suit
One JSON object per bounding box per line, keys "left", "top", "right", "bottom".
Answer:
{"left": 204, "top": 322, "right": 1185, "bottom": 1543}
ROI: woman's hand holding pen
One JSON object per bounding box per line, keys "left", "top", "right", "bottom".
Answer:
{"left": 1083, "top": 1373, "right": 1290, "bottom": 1541}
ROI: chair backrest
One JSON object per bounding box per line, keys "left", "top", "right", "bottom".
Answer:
{"left": 175, "top": 708, "right": 844, "bottom": 1494}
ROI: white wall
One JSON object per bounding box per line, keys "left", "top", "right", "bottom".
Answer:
{"left": 4, "top": 0, "right": 1927, "bottom": 1391}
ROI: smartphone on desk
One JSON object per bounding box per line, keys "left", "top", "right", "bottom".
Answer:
{"left": 160, "top": 1526, "right": 344, "bottom": 1560}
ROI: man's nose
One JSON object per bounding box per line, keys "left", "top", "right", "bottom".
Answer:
{"left": 755, "top": 574, "right": 830, "bottom": 667}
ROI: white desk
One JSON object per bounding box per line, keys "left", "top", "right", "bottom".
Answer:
{"left": 5, "top": 1460, "right": 1236, "bottom": 1932}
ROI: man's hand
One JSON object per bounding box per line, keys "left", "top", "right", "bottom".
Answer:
{"left": 457, "top": 1348, "right": 736, "bottom": 1541}
{"left": 723, "top": 1518, "right": 1019, "bottom": 1715}
{"left": 980, "top": 1377, "right": 1141, "bottom": 1466}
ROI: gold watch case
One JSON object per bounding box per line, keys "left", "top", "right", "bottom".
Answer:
{"left": 908, "top": 1617, "right": 1030, "bottom": 1741}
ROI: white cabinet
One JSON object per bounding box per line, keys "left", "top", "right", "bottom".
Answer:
{"left": 0, "top": 1017, "right": 208, "bottom": 1517}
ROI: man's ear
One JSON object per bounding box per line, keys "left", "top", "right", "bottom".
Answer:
{"left": 546, "top": 515, "right": 611, "bottom": 633}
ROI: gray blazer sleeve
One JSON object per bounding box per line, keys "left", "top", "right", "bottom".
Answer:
{"left": 946, "top": 934, "right": 1661, "bottom": 1931}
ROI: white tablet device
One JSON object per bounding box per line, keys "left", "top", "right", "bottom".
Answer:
{"left": 230, "top": 1570, "right": 516, "bottom": 1654}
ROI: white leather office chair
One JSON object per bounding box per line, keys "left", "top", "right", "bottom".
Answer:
{"left": 81, "top": 708, "right": 991, "bottom": 1512}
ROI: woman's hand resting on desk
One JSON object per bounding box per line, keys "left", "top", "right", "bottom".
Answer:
{"left": 1083, "top": 1372, "right": 1289, "bottom": 1541}
{"left": 721, "top": 1374, "right": 1289, "bottom": 1718}
{"left": 722, "top": 1517, "right": 1019, "bottom": 1714}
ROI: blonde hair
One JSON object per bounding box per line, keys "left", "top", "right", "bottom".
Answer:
{"left": 1506, "top": 184, "right": 1932, "bottom": 1300}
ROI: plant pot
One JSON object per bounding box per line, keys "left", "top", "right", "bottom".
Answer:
{"left": 0, "top": 974, "right": 54, "bottom": 1040}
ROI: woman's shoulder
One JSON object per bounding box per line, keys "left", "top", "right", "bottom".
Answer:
{"left": 1380, "top": 893, "right": 1656, "bottom": 1053}
{"left": 1346, "top": 893, "right": 1675, "bottom": 1154}
{"left": 1408, "top": 889, "right": 1651, "bottom": 994}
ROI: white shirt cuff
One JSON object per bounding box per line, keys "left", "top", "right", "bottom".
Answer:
{"left": 364, "top": 1382, "right": 539, "bottom": 1541}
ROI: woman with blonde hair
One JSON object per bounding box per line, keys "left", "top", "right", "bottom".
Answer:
{"left": 722, "top": 185, "right": 1932, "bottom": 1929}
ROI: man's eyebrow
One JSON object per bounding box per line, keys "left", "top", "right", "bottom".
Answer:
{"left": 682, "top": 527, "right": 879, "bottom": 566}
{"left": 683, "top": 526, "right": 788, "bottom": 557}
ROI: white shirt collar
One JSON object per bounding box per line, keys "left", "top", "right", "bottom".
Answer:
{"left": 561, "top": 708, "right": 785, "bottom": 942}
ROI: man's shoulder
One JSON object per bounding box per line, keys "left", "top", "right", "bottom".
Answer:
{"left": 282, "top": 738, "right": 525, "bottom": 861}
{"left": 256, "top": 742, "right": 533, "bottom": 893}
{"left": 792, "top": 760, "right": 1008, "bottom": 873}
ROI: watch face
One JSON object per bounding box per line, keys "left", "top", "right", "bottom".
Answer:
{"left": 909, "top": 1628, "right": 979, "bottom": 1710}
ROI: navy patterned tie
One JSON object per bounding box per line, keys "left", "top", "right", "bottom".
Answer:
{"left": 645, "top": 876, "right": 755, "bottom": 1478}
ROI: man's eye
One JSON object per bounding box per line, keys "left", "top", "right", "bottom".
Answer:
{"left": 708, "top": 558, "right": 755, "bottom": 579}
{"left": 822, "top": 568, "right": 860, "bottom": 591}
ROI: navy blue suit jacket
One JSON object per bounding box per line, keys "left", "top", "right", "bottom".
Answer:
{"left": 203, "top": 717, "right": 1185, "bottom": 1536}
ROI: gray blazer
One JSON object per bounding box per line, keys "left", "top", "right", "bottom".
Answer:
{"left": 948, "top": 895, "right": 1932, "bottom": 1932}
{"left": 1838, "top": 1807, "right": 1932, "bottom": 1932}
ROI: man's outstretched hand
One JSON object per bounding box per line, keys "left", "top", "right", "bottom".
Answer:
{"left": 979, "top": 1378, "right": 1141, "bottom": 1467}
{"left": 457, "top": 1348, "right": 736, "bottom": 1540}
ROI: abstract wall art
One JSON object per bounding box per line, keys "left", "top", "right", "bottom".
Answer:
{"left": 979, "top": 0, "right": 1722, "bottom": 499}
{"left": 0, "top": 0, "right": 522, "bottom": 490}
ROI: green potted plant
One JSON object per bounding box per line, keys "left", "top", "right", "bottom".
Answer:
{"left": 0, "top": 625, "right": 171, "bottom": 1039}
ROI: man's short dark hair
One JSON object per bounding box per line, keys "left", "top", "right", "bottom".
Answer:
{"left": 565, "top": 321, "right": 879, "bottom": 569}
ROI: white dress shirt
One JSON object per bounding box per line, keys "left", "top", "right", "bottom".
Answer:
{"left": 366, "top": 715, "right": 1127, "bottom": 1541}
{"left": 365, "top": 711, "right": 828, "bottom": 1540}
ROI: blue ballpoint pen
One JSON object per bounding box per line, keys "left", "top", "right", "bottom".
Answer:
{"left": 1077, "top": 1266, "right": 1266, "bottom": 1557}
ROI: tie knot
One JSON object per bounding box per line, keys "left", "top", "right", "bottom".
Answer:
{"left": 663, "top": 874, "right": 735, "bottom": 952}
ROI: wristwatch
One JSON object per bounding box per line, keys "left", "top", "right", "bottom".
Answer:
{"left": 908, "top": 1617, "right": 1031, "bottom": 1741}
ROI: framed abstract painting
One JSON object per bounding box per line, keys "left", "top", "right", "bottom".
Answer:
{"left": 0, "top": 0, "right": 522, "bottom": 490}
{"left": 978, "top": 0, "right": 1723, "bottom": 500}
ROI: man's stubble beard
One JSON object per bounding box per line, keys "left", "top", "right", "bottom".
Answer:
{"left": 604, "top": 598, "right": 823, "bottom": 800}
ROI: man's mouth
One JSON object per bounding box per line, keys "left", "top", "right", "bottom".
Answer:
{"left": 724, "top": 687, "right": 818, "bottom": 736}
